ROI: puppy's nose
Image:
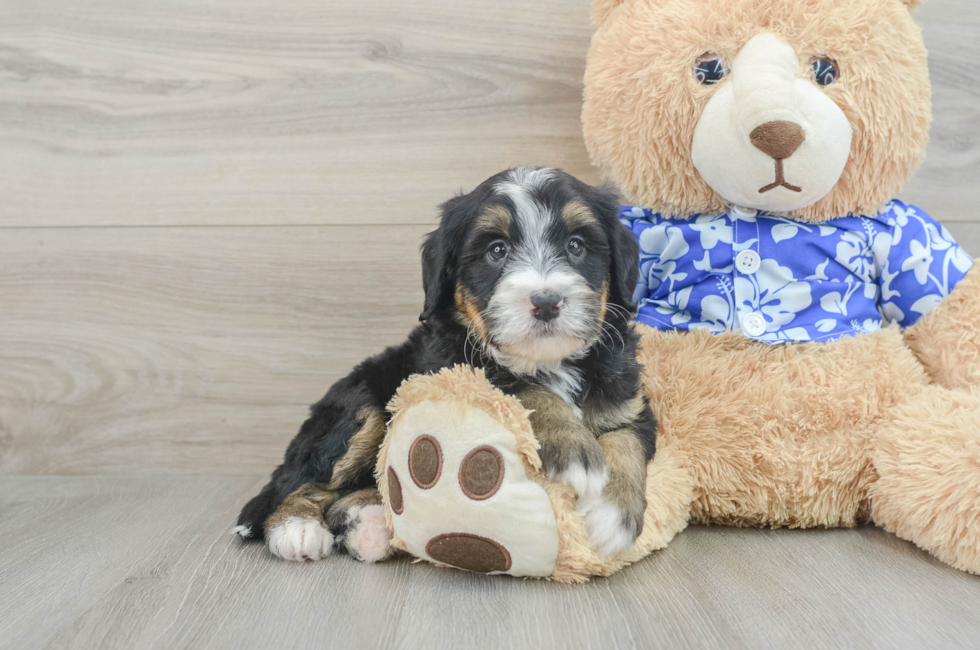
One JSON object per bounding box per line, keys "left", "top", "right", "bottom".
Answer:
{"left": 749, "top": 120, "right": 806, "bottom": 160}
{"left": 531, "top": 291, "right": 562, "bottom": 322}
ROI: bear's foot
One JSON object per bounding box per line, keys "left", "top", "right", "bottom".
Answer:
{"left": 380, "top": 399, "right": 560, "bottom": 577}
{"left": 871, "top": 385, "right": 980, "bottom": 575}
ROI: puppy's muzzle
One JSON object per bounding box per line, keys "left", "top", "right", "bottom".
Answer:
{"left": 531, "top": 291, "right": 562, "bottom": 323}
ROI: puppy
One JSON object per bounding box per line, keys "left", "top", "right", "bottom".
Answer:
{"left": 234, "top": 166, "right": 657, "bottom": 562}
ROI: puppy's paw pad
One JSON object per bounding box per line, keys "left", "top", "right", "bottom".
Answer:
{"left": 345, "top": 505, "right": 394, "bottom": 563}
{"left": 582, "top": 501, "right": 637, "bottom": 557}
{"left": 267, "top": 517, "right": 334, "bottom": 562}
{"left": 558, "top": 462, "right": 609, "bottom": 503}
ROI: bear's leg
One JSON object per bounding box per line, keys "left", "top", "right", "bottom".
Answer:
{"left": 325, "top": 488, "right": 395, "bottom": 563}
{"left": 870, "top": 385, "right": 980, "bottom": 574}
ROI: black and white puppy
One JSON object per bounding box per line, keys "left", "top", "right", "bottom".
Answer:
{"left": 235, "top": 167, "right": 657, "bottom": 562}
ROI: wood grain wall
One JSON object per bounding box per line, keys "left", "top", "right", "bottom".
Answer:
{"left": 1, "top": 0, "right": 978, "bottom": 477}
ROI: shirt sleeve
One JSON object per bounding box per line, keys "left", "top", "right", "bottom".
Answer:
{"left": 875, "top": 201, "right": 973, "bottom": 328}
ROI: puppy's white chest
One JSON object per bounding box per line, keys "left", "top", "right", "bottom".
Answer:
{"left": 541, "top": 366, "right": 584, "bottom": 419}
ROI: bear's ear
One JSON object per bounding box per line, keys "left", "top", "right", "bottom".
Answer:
{"left": 592, "top": 0, "right": 625, "bottom": 25}
{"left": 900, "top": 0, "right": 925, "bottom": 8}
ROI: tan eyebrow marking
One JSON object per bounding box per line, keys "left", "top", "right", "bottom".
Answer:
{"left": 561, "top": 201, "right": 598, "bottom": 231}
{"left": 475, "top": 204, "right": 512, "bottom": 236}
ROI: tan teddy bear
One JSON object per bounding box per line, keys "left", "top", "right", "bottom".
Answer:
{"left": 377, "top": 0, "right": 980, "bottom": 580}
{"left": 584, "top": 0, "right": 980, "bottom": 571}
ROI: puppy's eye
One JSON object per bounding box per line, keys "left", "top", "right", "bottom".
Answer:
{"left": 694, "top": 53, "right": 729, "bottom": 86}
{"left": 566, "top": 236, "right": 586, "bottom": 257}
{"left": 811, "top": 57, "right": 838, "bottom": 86}
{"left": 487, "top": 241, "right": 508, "bottom": 262}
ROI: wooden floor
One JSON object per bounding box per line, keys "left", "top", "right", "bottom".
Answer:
{"left": 1, "top": 0, "right": 979, "bottom": 648}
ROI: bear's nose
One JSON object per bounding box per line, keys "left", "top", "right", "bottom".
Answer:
{"left": 749, "top": 120, "right": 806, "bottom": 160}
{"left": 531, "top": 291, "right": 562, "bottom": 322}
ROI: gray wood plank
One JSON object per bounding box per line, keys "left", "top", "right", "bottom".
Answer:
{"left": 0, "top": 225, "right": 427, "bottom": 475}
{"left": 0, "top": 0, "right": 976, "bottom": 228}
{"left": 899, "top": 0, "right": 980, "bottom": 221}
{"left": 1, "top": 477, "right": 979, "bottom": 650}
{"left": 4, "top": 223, "right": 980, "bottom": 477}
{"left": 0, "top": 0, "right": 598, "bottom": 228}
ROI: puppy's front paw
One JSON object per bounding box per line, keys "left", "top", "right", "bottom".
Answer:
{"left": 581, "top": 499, "right": 641, "bottom": 557}
{"left": 340, "top": 505, "right": 394, "bottom": 563}
{"left": 579, "top": 471, "right": 645, "bottom": 557}
{"left": 539, "top": 438, "right": 608, "bottom": 502}
{"left": 267, "top": 516, "right": 334, "bottom": 562}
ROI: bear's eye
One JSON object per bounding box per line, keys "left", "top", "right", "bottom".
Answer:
{"left": 694, "top": 53, "right": 729, "bottom": 86}
{"left": 811, "top": 57, "right": 838, "bottom": 86}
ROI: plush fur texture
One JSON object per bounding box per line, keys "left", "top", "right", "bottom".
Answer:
{"left": 583, "top": 0, "right": 931, "bottom": 222}
{"left": 579, "top": 0, "right": 980, "bottom": 576}
{"left": 905, "top": 266, "right": 980, "bottom": 390}
{"left": 378, "top": 366, "right": 692, "bottom": 582}
{"left": 638, "top": 324, "right": 924, "bottom": 528}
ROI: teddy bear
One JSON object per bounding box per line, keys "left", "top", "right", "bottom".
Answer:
{"left": 375, "top": 0, "right": 980, "bottom": 580}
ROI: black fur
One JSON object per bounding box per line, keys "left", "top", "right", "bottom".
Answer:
{"left": 237, "top": 168, "right": 656, "bottom": 541}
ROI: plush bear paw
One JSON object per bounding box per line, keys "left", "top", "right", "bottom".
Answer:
{"left": 266, "top": 517, "right": 334, "bottom": 562}
{"left": 383, "top": 400, "right": 561, "bottom": 577}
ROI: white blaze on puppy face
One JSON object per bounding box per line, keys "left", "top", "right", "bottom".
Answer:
{"left": 486, "top": 168, "right": 602, "bottom": 372}
{"left": 691, "top": 33, "right": 853, "bottom": 212}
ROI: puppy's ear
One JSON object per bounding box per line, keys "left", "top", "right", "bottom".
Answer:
{"left": 592, "top": 184, "right": 639, "bottom": 314}
{"left": 419, "top": 194, "right": 469, "bottom": 321}
{"left": 611, "top": 218, "right": 640, "bottom": 313}
{"left": 419, "top": 228, "right": 445, "bottom": 322}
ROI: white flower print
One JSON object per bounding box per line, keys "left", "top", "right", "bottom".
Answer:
{"left": 806, "top": 259, "right": 831, "bottom": 282}
{"left": 653, "top": 287, "right": 693, "bottom": 325}
{"left": 735, "top": 259, "right": 813, "bottom": 330}
{"left": 903, "top": 239, "right": 933, "bottom": 285}
{"left": 891, "top": 202, "right": 913, "bottom": 245}
{"left": 772, "top": 224, "right": 800, "bottom": 243}
{"left": 851, "top": 319, "right": 880, "bottom": 334}
{"left": 693, "top": 251, "right": 733, "bottom": 274}
{"left": 621, "top": 201, "right": 972, "bottom": 345}
{"left": 689, "top": 214, "right": 732, "bottom": 250}
{"left": 878, "top": 260, "right": 901, "bottom": 302}
{"left": 815, "top": 318, "right": 837, "bottom": 333}
{"left": 880, "top": 301, "right": 905, "bottom": 325}
{"left": 910, "top": 294, "right": 943, "bottom": 316}
{"left": 820, "top": 288, "right": 858, "bottom": 316}
{"left": 869, "top": 230, "right": 893, "bottom": 271}
{"left": 760, "top": 327, "right": 812, "bottom": 342}
{"left": 834, "top": 230, "right": 873, "bottom": 282}
{"left": 693, "top": 278, "right": 737, "bottom": 333}
{"left": 638, "top": 224, "right": 690, "bottom": 292}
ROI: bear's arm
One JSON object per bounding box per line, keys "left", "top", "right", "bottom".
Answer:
{"left": 904, "top": 264, "right": 980, "bottom": 390}
{"left": 875, "top": 202, "right": 979, "bottom": 389}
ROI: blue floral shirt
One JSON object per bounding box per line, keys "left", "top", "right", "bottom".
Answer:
{"left": 620, "top": 200, "right": 974, "bottom": 344}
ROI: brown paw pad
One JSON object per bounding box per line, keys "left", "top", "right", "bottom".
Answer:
{"left": 387, "top": 467, "right": 404, "bottom": 515}
{"left": 409, "top": 435, "right": 442, "bottom": 489}
{"left": 458, "top": 445, "right": 504, "bottom": 500}
{"left": 425, "top": 533, "right": 512, "bottom": 573}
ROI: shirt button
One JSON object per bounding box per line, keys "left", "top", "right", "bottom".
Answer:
{"left": 735, "top": 249, "right": 762, "bottom": 275}
{"left": 731, "top": 205, "right": 758, "bottom": 218}
{"left": 741, "top": 312, "right": 767, "bottom": 337}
